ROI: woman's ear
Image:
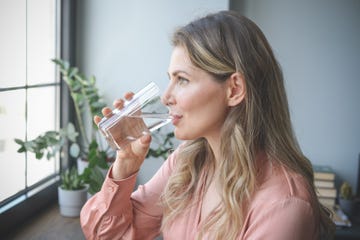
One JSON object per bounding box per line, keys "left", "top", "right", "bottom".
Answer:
{"left": 226, "top": 72, "right": 246, "bottom": 106}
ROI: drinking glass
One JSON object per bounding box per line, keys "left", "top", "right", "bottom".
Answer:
{"left": 98, "top": 82, "right": 172, "bottom": 150}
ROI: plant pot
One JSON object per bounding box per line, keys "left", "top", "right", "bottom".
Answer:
{"left": 339, "top": 198, "right": 355, "bottom": 216}
{"left": 58, "top": 186, "right": 88, "bottom": 217}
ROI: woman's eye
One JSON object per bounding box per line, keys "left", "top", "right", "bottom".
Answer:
{"left": 178, "top": 77, "right": 189, "bottom": 85}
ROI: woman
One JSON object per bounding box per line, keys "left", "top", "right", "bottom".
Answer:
{"left": 80, "top": 11, "right": 334, "bottom": 239}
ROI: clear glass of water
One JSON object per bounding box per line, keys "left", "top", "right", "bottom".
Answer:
{"left": 98, "top": 82, "right": 172, "bottom": 150}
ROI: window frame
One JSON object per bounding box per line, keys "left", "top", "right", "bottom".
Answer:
{"left": 0, "top": 0, "right": 76, "bottom": 235}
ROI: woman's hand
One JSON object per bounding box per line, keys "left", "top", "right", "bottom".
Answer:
{"left": 94, "top": 92, "right": 152, "bottom": 180}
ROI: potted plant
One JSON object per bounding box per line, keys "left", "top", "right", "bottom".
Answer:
{"left": 15, "top": 59, "right": 113, "bottom": 196}
{"left": 58, "top": 166, "right": 88, "bottom": 217}
{"left": 339, "top": 181, "right": 355, "bottom": 216}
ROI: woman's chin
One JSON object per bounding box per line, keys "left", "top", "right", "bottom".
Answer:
{"left": 174, "top": 131, "right": 197, "bottom": 141}
{"left": 174, "top": 129, "right": 190, "bottom": 141}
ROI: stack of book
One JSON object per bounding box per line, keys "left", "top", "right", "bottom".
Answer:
{"left": 313, "top": 165, "right": 337, "bottom": 208}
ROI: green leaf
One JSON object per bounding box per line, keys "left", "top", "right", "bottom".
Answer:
{"left": 35, "top": 151, "right": 44, "bottom": 159}
{"left": 62, "top": 123, "right": 79, "bottom": 142}
{"left": 46, "top": 151, "right": 53, "bottom": 160}
{"left": 89, "top": 76, "right": 96, "bottom": 85}
{"left": 68, "top": 67, "right": 79, "bottom": 78}
{"left": 14, "top": 138, "right": 24, "bottom": 145}
{"left": 60, "top": 166, "right": 85, "bottom": 190}
{"left": 63, "top": 61, "right": 70, "bottom": 70}
{"left": 17, "top": 147, "right": 25, "bottom": 153}
{"left": 71, "top": 83, "right": 82, "bottom": 92}
{"left": 52, "top": 58, "right": 65, "bottom": 69}
{"left": 69, "top": 143, "right": 80, "bottom": 158}
{"left": 87, "top": 167, "right": 105, "bottom": 195}
{"left": 97, "top": 151, "right": 109, "bottom": 169}
{"left": 90, "top": 101, "right": 106, "bottom": 108}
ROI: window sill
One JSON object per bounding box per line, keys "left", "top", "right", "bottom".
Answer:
{"left": 3, "top": 201, "right": 84, "bottom": 239}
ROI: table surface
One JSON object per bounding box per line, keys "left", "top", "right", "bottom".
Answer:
{"left": 335, "top": 214, "right": 360, "bottom": 240}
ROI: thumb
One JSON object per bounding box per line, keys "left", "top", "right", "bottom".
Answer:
{"left": 140, "top": 134, "right": 152, "bottom": 145}
{"left": 131, "top": 134, "right": 151, "bottom": 158}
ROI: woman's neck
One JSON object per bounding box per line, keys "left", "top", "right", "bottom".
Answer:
{"left": 206, "top": 135, "right": 222, "bottom": 168}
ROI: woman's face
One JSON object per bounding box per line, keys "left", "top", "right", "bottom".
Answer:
{"left": 162, "top": 46, "right": 230, "bottom": 142}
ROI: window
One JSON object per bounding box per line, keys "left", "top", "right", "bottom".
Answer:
{"left": 0, "top": 0, "right": 60, "bottom": 213}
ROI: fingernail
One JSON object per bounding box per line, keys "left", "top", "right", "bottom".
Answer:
{"left": 141, "top": 134, "right": 151, "bottom": 144}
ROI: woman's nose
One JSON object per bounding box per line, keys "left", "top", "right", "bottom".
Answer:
{"left": 161, "top": 84, "right": 173, "bottom": 106}
{"left": 161, "top": 91, "right": 170, "bottom": 106}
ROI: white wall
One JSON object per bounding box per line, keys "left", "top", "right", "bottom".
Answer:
{"left": 76, "top": 0, "right": 228, "bottom": 184}
{"left": 76, "top": 0, "right": 360, "bottom": 192}
{"left": 231, "top": 0, "right": 360, "bottom": 191}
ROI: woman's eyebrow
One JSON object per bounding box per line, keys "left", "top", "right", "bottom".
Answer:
{"left": 167, "top": 70, "right": 191, "bottom": 78}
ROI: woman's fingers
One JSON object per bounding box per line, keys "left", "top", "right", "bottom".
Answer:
{"left": 102, "top": 107, "right": 113, "bottom": 117}
{"left": 113, "top": 134, "right": 152, "bottom": 179}
{"left": 94, "top": 115, "right": 102, "bottom": 125}
{"left": 93, "top": 107, "right": 113, "bottom": 125}
{"left": 124, "top": 92, "right": 134, "bottom": 101}
{"left": 113, "top": 99, "right": 124, "bottom": 109}
{"left": 94, "top": 91, "right": 135, "bottom": 127}
{"left": 113, "top": 92, "right": 134, "bottom": 109}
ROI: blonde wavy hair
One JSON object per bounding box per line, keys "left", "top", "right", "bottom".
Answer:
{"left": 161, "top": 11, "right": 334, "bottom": 239}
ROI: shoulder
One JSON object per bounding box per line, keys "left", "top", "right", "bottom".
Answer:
{"left": 242, "top": 162, "right": 319, "bottom": 238}
{"left": 248, "top": 160, "right": 317, "bottom": 219}
{"left": 253, "top": 159, "right": 313, "bottom": 205}
{"left": 243, "top": 196, "right": 318, "bottom": 239}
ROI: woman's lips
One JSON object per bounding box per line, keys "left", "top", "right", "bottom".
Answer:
{"left": 170, "top": 113, "right": 182, "bottom": 125}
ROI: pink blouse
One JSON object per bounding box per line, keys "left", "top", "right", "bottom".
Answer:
{"left": 80, "top": 148, "right": 319, "bottom": 239}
